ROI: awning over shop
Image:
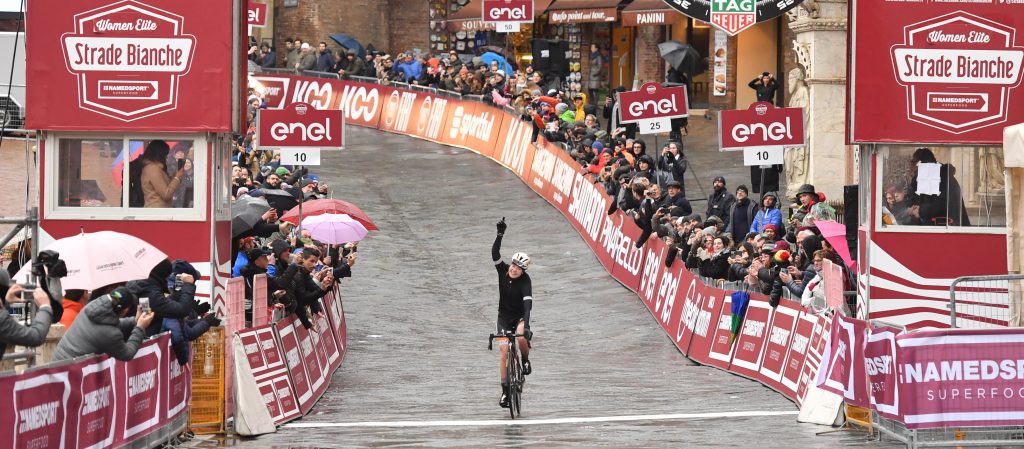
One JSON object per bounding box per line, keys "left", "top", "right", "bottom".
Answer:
{"left": 448, "top": 0, "right": 554, "bottom": 32}
{"left": 547, "top": 0, "right": 620, "bottom": 24}
{"left": 621, "top": 0, "right": 684, "bottom": 26}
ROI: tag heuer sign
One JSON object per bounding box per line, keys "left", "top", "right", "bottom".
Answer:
{"left": 662, "top": 0, "right": 803, "bottom": 35}
{"left": 60, "top": 1, "right": 197, "bottom": 122}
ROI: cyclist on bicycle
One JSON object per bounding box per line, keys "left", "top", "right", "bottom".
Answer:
{"left": 493, "top": 217, "right": 533, "bottom": 409}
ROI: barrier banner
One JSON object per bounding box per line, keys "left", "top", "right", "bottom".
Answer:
{"left": 236, "top": 324, "right": 301, "bottom": 424}
{"left": 312, "top": 303, "right": 342, "bottom": 373}
{"left": 121, "top": 341, "right": 164, "bottom": 441}
{"left": 441, "top": 101, "right": 505, "bottom": 157}
{"left": 897, "top": 329, "right": 1024, "bottom": 429}
{"left": 705, "top": 293, "right": 736, "bottom": 370}
{"left": 252, "top": 76, "right": 390, "bottom": 129}
{"left": 8, "top": 360, "right": 74, "bottom": 449}
{"left": 166, "top": 343, "right": 190, "bottom": 421}
{"left": 818, "top": 313, "right": 869, "bottom": 407}
{"left": 77, "top": 358, "right": 117, "bottom": 449}
{"left": 729, "top": 299, "right": 773, "bottom": 378}
{"left": 781, "top": 312, "right": 817, "bottom": 396}
{"left": 637, "top": 239, "right": 687, "bottom": 345}
{"left": 406, "top": 91, "right": 453, "bottom": 143}
{"left": 290, "top": 320, "right": 329, "bottom": 414}
{"left": 331, "top": 80, "right": 390, "bottom": 128}
{"left": 322, "top": 291, "right": 347, "bottom": 356}
{"left": 679, "top": 277, "right": 724, "bottom": 363}
{"left": 378, "top": 89, "right": 419, "bottom": 136}
{"left": 525, "top": 140, "right": 578, "bottom": 213}
{"left": 252, "top": 274, "right": 269, "bottom": 327}
{"left": 494, "top": 118, "right": 536, "bottom": 179}
{"left": 796, "top": 314, "right": 830, "bottom": 405}
{"left": 565, "top": 170, "right": 615, "bottom": 273}
{"left": 759, "top": 301, "right": 800, "bottom": 395}
{"left": 865, "top": 326, "right": 900, "bottom": 420}
{"left": 608, "top": 210, "right": 646, "bottom": 292}
{"left": 276, "top": 317, "right": 314, "bottom": 413}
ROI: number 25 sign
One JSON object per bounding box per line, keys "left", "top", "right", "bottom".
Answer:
{"left": 617, "top": 82, "right": 689, "bottom": 135}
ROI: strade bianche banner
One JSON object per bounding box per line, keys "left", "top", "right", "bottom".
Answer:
{"left": 26, "top": 0, "right": 240, "bottom": 131}
{"left": 849, "top": 0, "right": 1024, "bottom": 144}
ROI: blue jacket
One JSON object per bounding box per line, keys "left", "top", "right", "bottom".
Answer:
{"left": 232, "top": 252, "right": 249, "bottom": 277}
{"left": 750, "top": 208, "right": 783, "bottom": 233}
{"left": 396, "top": 60, "right": 422, "bottom": 83}
{"left": 316, "top": 51, "right": 335, "bottom": 72}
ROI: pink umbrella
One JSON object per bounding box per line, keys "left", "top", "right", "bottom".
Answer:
{"left": 301, "top": 214, "right": 368, "bottom": 245}
{"left": 14, "top": 231, "right": 167, "bottom": 290}
{"left": 812, "top": 219, "right": 854, "bottom": 268}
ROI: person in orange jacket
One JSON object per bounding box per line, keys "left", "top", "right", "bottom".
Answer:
{"left": 59, "top": 289, "right": 88, "bottom": 328}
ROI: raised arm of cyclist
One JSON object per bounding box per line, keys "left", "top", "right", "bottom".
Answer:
{"left": 492, "top": 217, "right": 534, "bottom": 409}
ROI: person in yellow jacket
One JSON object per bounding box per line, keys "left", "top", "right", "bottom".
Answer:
{"left": 572, "top": 92, "right": 588, "bottom": 121}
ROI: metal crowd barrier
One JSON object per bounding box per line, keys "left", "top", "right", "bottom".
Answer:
{"left": 948, "top": 274, "right": 1024, "bottom": 328}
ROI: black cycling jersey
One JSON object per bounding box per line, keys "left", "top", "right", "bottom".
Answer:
{"left": 492, "top": 234, "right": 532, "bottom": 325}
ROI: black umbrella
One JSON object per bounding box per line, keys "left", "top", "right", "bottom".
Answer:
{"left": 330, "top": 34, "right": 366, "bottom": 58}
{"left": 259, "top": 188, "right": 299, "bottom": 215}
{"left": 658, "top": 41, "right": 702, "bottom": 73}
{"left": 231, "top": 196, "right": 271, "bottom": 238}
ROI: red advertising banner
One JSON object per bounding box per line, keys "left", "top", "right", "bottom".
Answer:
{"left": 865, "top": 326, "right": 901, "bottom": 420}
{"left": 440, "top": 102, "right": 504, "bottom": 157}
{"left": 817, "top": 313, "right": 869, "bottom": 407}
{"left": 677, "top": 276, "right": 723, "bottom": 361}
{"left": 239, "top": 324, "right": 300, "bottom": 425}
{"left": 635, "top": 238, "right": 687, "bottom": 344}
{"left": 781, "top": 312, "right": 816, "bottom": 397}
{"left": 26, "top": 0, "right": 240, "bottom": 132}
{"left": 77, "top": 358, "right": 117, "bottom": 449}
{"left": 608, "top": 210, "right": 646, "bottom": 291}
{"left": 719, "top": 102, "right": 805, "bottom": 150}
{"left": 258, "top": 102, "right": 346, "bottom": 150}
{"left": 618, "top": 82, "right": 689, "bottom": 123}
{"left": 275, "top": 317, "right": 313, "bottom": 412}
{"left": 705, "top": 294, "right": 736, "bottom": 370}
{"left": 897, "top": 329, "right": 1024, "bottom": 429}
{"left": 247, "top": 1, "right": 267, "bottom": 26}
{"left": 759, "top": 302, "right": 800, "bottom": 392}
{"left": 322, "top": 290, "right": 347, "bottom": 357}
{"left": 252, "top": 273, "right": 269, "bottom": 327}
{"left": 9, "top": 362, "right": 73, "bottom": 449}
{"left": 404, "top": 92, "right": 453, "bottom": 143}
{"left": 849, "top": 0, "right": 1024, "bottom": 144}
{"left": 493, "top": 117, "right": 536, "bottom": 179}
{"left": 251, "top": 76, "right": 292, "bottom": 109}
{"left": 565, "top": 176, "right": 614, "bottom": 273}
{"left": 482, "top": 0, "right": 534, "bottom": 22}
{"left": 729, "top": 299, "right": 773, "bottom": 378}
{"left": 290, "top": 320, "right": 329, "bottom": 414}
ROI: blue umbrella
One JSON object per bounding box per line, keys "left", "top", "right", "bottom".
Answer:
{"left": 480, "top": 52, "right": 512, "bottom": 76}
{"left": 329, "top": 34, "right": 366, "bottom": 59}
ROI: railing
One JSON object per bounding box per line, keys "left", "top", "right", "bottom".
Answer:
{"left": 948, "top": 274, "right": 1024, "bottom": 328}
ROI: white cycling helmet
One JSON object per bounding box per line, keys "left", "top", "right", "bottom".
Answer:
{"left": 511, "top": 252, "right": 531, "bottom": 270}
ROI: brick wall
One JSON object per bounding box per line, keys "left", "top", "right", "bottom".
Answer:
{"left": 634, "top": 26, "right": 665, "bottom": 85}
{"left": 387, "top": 0, "right": 430, "bottom": 55}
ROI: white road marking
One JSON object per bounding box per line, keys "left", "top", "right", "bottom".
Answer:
{"left": 282, "top": 410, "right": 800, "bottom": 428}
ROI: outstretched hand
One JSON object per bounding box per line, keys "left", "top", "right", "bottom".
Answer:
{"left": 496, "top": 217, "right": 507, "bottom": 235}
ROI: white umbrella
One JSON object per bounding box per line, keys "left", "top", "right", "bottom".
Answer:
{"left": 14, "top": 231, "right": 167, "bottom": 290}
{"left": 301, "top": 214, "right": 369, "bottom": 245}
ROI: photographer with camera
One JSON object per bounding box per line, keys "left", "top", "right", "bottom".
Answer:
{"left": 127, "top": 259, "right": 198, "bottom": 337}
{"left": 53, "top": 287, "right": 155, "bottom": 362}
{"left": 0, "top": 271, "right": 56, "bottom": 355}
{"left": 658, "top": 141, "right": 689, "bottom": 197}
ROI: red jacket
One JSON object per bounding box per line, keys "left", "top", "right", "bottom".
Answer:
{"left": 60, "top": 299, "right": 84, "bottom": 328}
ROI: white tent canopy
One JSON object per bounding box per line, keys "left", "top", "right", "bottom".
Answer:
{"left": 1006, "top": 122, "right": 1024, "bottom": 168}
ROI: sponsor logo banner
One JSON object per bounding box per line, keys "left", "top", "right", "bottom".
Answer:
{"left": 247, "top": 1, "right": 267, "bottom": 27}
{"left": 865, "top": 327, "right": 900, "bottom": 420}
{"left": 258, "top": 102, "right": 345, "bottom": 150}
{"left": 719, "top": 102, "right": 805, "bottom": 150}
{"left": 78, "top": 358, "right": 117, "bottom": 449}
{"left": 759, "top": 302, "right": 799, "bottom": 387}
{"left": 622, "top": 9, "right": 683, "bottom": 27}
{"left": 730, "top": 300, "right": 773, "bottom": 375}
{"left": 662, "top": 0, "right": 804, "bottom": 36}
{"left": 851, "top": 2, "right": 1024, "bottom": 144}
{"left": 27, "top": 0, "right": 236, "bottom": 131}
{"left": 781, "top": 312, "right": 816, "bottom": 396}
{"left": 618, "top": 82, "right": 689, "bottom": 123}
{"left": 677, "top": 277, "right": 722, "bottom": 360}
{"left": 442, "top": 102, "right": 503, "bottom": 157}
{"left": 548, "top": 7, "right": 617, "bottom": 24}
{"left": 482, "top": 0, "right": 534, "bottom": 23}
{"left": 275, "top": 317, "right": 313, "bottom": 411}
{"left": 706, "top": 294, "right": 736, "bottom": 370}
{"left": 607, "top": 210, "right": 646, "bottom": 291}
{"left": 817, "top": 313, "right": 869, "bottom": 407}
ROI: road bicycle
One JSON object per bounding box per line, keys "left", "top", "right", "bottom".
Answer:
{"left": 488, "top": 330, "right": 527, "bottom": 419}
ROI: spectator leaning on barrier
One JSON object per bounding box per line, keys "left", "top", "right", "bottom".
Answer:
{"left": 275, "top": 248, "right": 333, "bottom": 330}
{"left": 127, "top": 259, "right": 197, "bottom": 337}
{"left": 296, "top": 43, "right": 316, "bottom": 71}
{"left": 0, "top": 275, "right": 55, "bottom": 355}
{"left": 53, "top": 287, "right": 154, "bottom": 362}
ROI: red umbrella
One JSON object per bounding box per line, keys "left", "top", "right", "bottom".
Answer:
{"left": 280, "top": 198, "right": 378, "bottom": 231}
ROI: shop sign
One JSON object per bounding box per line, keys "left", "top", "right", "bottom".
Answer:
{"left": 662, "top": 0, "right": 804, "bottom": 35}
{"left": 850, "top": 1, "right": 1024, "bottom": 144}
{"left": 622, "top": 9, "right": 682, "bottom": 27}
{"left": 258, "top": 102, "right": 345, "bottom": 150}
{"left": 248, "top": 2, "right": 268, "bottom": 27}
{"left": 618, "top": 82, "right": 688, "bottom": 133}
{"left": 719, "top": 101, "right": 804, "bottom": 150}
{"left": 26, "top": 0, "right": 239, "bottom": 132}
{"left": 548, "top": 7, "right": 617, "bottom": 24}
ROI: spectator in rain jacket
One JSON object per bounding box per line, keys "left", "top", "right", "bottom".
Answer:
{"left": 750, "top": 192, "right": 784, "bottom": 234}
{"left": 53, "top": 287, "right": 155, "bottom": 362}
{"left": 396, "top": 54, "right": 422, "bottom": 83}
{"left": 0, "top": 278, "right": 54, "bottom": 355}
{"left": 160, "top": 260, "right": 218, "bottom": 365}
{"left": 657, "top": 141, "right": 688, "bottom": 197}
{"left": 725, "top": 185, "right": 758, "bottom": 246}
{"left": 275, "top": 248, "right": 333, "bottom": 329}
{"left": 127, "top": 259, "right": 197, "bottom": 337}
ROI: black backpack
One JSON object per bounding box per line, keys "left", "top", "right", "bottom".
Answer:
{"left": 128, "top": 159, "right": 145, "bottom": 207}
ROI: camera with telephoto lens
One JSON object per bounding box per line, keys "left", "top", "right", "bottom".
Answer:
{"left": 31, "top": 250, "right": 67, "bottom": 279}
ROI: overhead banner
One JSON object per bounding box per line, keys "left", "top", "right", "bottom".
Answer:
{"left": 849, "top": 0, "right": 1024, "bottom": 144}
{"left": 662, "top": 0, "right": 805, "bottom": 35}
{"left": 26, "top": 0, "right": 242, "bottom": 131}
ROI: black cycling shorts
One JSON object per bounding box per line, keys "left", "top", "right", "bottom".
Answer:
{"left": 496, "top": 315, "right": 532, "bottom": 341}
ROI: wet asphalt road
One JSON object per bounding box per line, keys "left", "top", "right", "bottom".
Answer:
{"left": 212, "top": 126, "right": 890, "bottom": 448}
